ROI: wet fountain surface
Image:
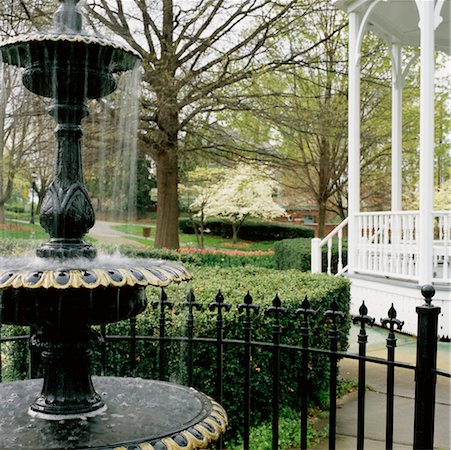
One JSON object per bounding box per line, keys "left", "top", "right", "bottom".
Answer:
{"left": 0, "top": 378, "right": 226, "bottom": 449}
{"left": 0, "top": 0, "right": 227, "bottom": 447}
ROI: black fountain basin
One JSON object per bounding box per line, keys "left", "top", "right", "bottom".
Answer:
{"left": 0, "top": 285, "right": 146, "bottom": 328}
{"left": 0, "top": 257, "right": 191, "bottom": 327}
{"left": 0, "top": 377, "right": 228, "bottom": 449}
{"left": 1, "top": 33, "right": 140, "bottom": 99}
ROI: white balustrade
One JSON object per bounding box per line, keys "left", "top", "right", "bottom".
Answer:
{"left": 312, "top": 211, "right": 450, "bottom": 283}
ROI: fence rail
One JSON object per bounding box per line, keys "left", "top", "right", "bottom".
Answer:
{"left": 0, "top": 286, "right": 449, "bottom": 450}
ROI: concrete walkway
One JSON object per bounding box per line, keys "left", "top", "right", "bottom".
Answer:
{"left": 314, "top": 324, "right": 451, "bottom": 449}
{"left": 88, "top": 220, "right": 147, "bottom": 247}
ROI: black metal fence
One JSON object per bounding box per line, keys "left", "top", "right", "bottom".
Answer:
{"left": 0, "top": 285, "right": 449, "bottom": 450}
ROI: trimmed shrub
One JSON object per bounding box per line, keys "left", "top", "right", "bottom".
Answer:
{"left": 179, "top": 218, "right": 314, "bottom": 241}
{"left": 274, "top": 237, "right": 348, "bottom": 273}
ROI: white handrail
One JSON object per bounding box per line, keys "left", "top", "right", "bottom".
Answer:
{"left": 319, "top": 217, "right": 349, "bottom": 247}
{"left": 312, "top": 218, "right": 349, "bottom": 275}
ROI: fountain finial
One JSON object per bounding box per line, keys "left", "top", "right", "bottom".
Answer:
{"left": 54, "top": 0, "right": 82, "bottom": 33}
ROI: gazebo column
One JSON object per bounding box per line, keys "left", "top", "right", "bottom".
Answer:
{"left": 417, "top": 1, "right": 435, "bottom": 285}
{"left": 391, "top": 44, "right": 403, "bottom": 212}
{"left": 347, "top": 11, "right": 361, "bottom": 274}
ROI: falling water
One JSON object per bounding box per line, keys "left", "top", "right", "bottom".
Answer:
{"left": 85, "top": 66, "right": 142, "bottom": 223}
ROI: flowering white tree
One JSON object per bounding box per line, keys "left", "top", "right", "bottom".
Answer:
{"left": 202, "top": 164, "right": 286, "bottom": 243}
{"left": 180, "top": 167, "right": 225, "bottom": 249}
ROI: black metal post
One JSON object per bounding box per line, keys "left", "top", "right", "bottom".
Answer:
{"left": 30, "top": 172, "right": 37, "bottom": 225}
{"left": 413, "top": 285, "right": 440, "bottom": 450}
{"left": 130, "top": 316, "right": 137, "bottom": 377}
{"left": 381, "top": 304, "right": 404, "bottom": 450}
{"left": 209, "top": 290, "right": 231, "bottom": 450}
{"left": 238, "top": 292, "right": 259, "bottom": 450}
{"left": 100, "top": 323, "right": 107, "bottom": 376}
{"left": 266, "top": 294, "right": 288, "bottom": 450}
{"left": 152, "top": 288, "right": 173, "bottom": 381}
{"left": 352, "top": 301, "right": 375, "bottom": 450}
{"left": 324, "top": 300, "right": 344, "bottom": 450}
{"left": 0, "top": 319, "right": 2, "bottom": 383}
{"left": 295, "top": 297, "right": 317, "bottom": 450}
{"left": 28, "top": 325, "right": 40, "bottom": 379}
{"left": 181, "top": 289, "right": 202, "bottom": 386}
{"left": 209, "top": 290, "right": 231, "bottom": 402}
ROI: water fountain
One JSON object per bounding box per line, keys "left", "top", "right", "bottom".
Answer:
{"left": 0, "top": 1, "right": 227, "bottom": 448}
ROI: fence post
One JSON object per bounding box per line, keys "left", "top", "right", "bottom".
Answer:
{"left": 413, "top": 285, "right": 440, "bottom": 450}
{"left": 152, "top": 288, "right": 173, "bottom": 381}
{"left": 238, "top": 292, "right": 259, "bottom": 450}
{"left": 266, "top": 294, "right": 288, "bottom": 450}
{"left": 311, "top": 238, "right": 322, "bottom": 273}
{"left": 209, "top": 290, "right": 231, "bottom": 450}
{"left": 352, "top": 302, "right": 375, "bottom": 450}
{"left": 324, "top": 299, "right": 345, "bottom": 450}
{"left": 381, "top": 304, "right": 404, "bottom": 450}
{"left": 181, "top": 289, "right": 202, "bottom": 386}
{"left": 296, "top": 297, "right": 317, "bottom": 450}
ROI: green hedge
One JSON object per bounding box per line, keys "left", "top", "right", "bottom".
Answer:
{"left": 99, "top": 266, "right": 350, "bottom": 441}
{"left": 179, "top": 218, "right": 314, "bottom": 241}
{"left": 274, "top": 237, "right": 348, "bottom": 273}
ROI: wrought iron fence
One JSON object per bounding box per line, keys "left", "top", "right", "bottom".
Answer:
{"left": 0, "top": 285, "right": 449, "bottom": 450}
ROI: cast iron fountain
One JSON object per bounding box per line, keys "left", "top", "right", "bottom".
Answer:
{"left": 0, "top": 1, "right": 227, "bottom": 448}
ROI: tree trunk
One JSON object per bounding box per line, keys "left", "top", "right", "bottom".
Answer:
{"left": 317, "top": 200, "right": 327, "bottom": 238}
{"left": 154, "top": 149, "right": 180, "bottom": 249}
{"left": 231, "top": 222, "right": 239, "bottom": 243}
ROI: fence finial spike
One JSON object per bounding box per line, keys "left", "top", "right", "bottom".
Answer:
{"left": 216, "top": 290, "right": 224, "bottom": 303}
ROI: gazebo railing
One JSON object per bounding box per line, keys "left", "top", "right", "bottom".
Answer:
{"left": 355, "top": 211, "right": 450, "bottom": 282}
{"left": 312, "top": 211, "right": 450, "bottom": 282}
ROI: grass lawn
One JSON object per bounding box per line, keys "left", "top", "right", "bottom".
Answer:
{"left": 0, "top": 217, "right": 275, "bottom": 252}
{"left": 0, "top": 221, "right": 48, "bottom": 240}
{"left": 112, "top": 223, "right": 275, "bottom": 251}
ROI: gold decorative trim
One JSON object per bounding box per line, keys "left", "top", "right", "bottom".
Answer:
{"left": 0, "top": 261, "right": 192, "bottom": 290}
{"left": 112, "top": 399, "right": 227, "bottom": 450}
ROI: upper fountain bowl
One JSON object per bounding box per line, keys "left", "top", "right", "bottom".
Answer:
{"left": 0, "top": 0, "right": 140, "bottom": 100}
{"left": 1, "top": 32, "right": 141, "bottom": 100}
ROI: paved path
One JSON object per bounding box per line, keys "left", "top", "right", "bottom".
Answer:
{"left": 314, "top": 324, "right": 451, "bottom": 449}
{"left": 88, "top": 220, "right": 148, "bottom": 247}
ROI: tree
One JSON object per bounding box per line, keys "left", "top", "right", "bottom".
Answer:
{"left": 84, "top": 0, "right": 335, "bottom": 248}
{"left": 179, "top": 166, "right": 225, "bottom": 248}
{"left": 202, "top": 163, "right": 286, "bottom": 242}
{"left": 0, "top": 1, "right": 57, "bottom": 223}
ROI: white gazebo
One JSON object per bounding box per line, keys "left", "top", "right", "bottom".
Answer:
{"left": 311, "top": 0, "right": 450, "bottom": 338}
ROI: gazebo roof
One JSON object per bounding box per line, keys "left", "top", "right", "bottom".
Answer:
{"left": 334, "top": 0, "right": 451, "bottom": 55}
